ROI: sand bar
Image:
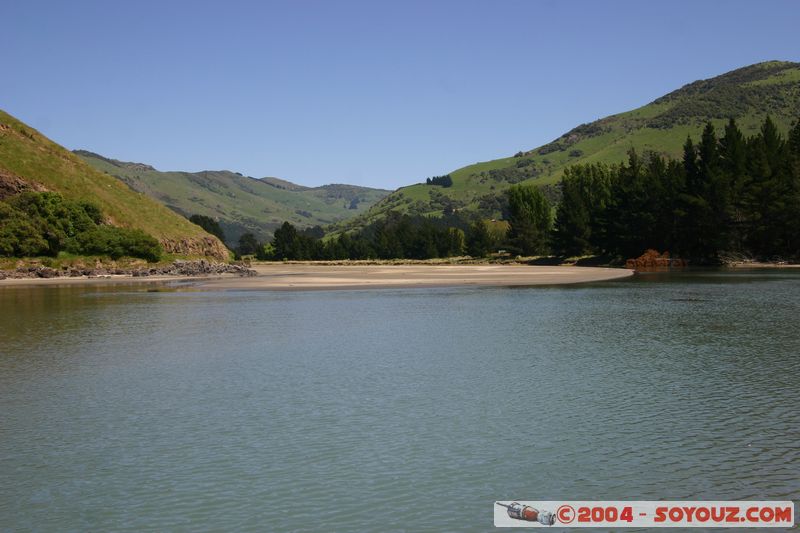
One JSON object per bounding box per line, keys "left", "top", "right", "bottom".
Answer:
{"left": 193, "top": 264, "right": 633, "bottom": 290}
{"left": 0, "top": 264, "right": 633, "bottom": 290}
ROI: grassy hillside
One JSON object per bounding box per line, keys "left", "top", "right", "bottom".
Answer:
{"left": 338, "top": 60, "right": 800, "bottom": 231}
{"left": 0, "top": 110, "right": 228, "bottom": 260}
{"left": 77, "top": 151, "right": 390, "bottom": 246}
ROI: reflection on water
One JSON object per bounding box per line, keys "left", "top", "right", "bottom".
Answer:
{"left": 1, "top": 270, "right": 799, "bottom": 531}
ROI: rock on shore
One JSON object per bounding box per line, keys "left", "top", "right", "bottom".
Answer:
{"left": 0, "top": 260, "right": 257, "bottom": 280}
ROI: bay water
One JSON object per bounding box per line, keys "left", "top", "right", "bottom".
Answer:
{"left": 1, "top": 270, "right": 798, "bottom": 531}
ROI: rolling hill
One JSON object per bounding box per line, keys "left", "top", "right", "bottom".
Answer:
{"left": 76, "top": 151, "right": 390, "bottom": 246}
{"left": 336, "top": 60, "right": 800, "bottom": 232}
{"left": 0, "top": 110, "right": 228, "bottom": 260}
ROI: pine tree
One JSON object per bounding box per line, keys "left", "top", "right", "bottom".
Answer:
{"left": 506, "top": 184, "right": 551, "bottom": 256}
{"left": 603, "top": 150, "right": 657, "bottom": 257}
{"left": 697, "top": 122, "right": 729, "bottom": 256}
{"left": 467, "top": 219, "right": 493, "bottom": 257}
{"left": 645, "top": 153, "right": 683, "bottom": 253}
{"left": 553, "top": 164, "right": 612, "bottom": 256}
{"left": 745, "top": 116, "right": 789, "bottom": 257}
{"left": 271, "top": 222, "right": 299, "bottom": 260}
{"left": 720, "top": 119, "right": 748, "bottom": 252}
{"left": 678, "top": 134, "right": 713, "bottom": 258}
{"left": 787, "top": 119, "right": 800, "bottom": 258}
{"left": 237, "top": 232, "right": 261, "bottom": 257}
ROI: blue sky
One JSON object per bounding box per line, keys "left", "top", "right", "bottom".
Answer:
{"left": 2, "top": 0, "right": 799, "bottom": 188}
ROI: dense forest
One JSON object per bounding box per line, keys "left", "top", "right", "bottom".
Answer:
{"left": 553, "top": 117, "right": 800, "bottom": 261}
{"left": 244, "top": 117, "right": 799, "bottom": 263}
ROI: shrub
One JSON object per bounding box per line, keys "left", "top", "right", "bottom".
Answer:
{"left": 67, "top": 226, "right": 162, "bottom": 262}
{"left": 0, "top": 215, "right": 52, "bottom": 257}
{"left": 0, "top": 192, "right": 162, "bottom": 261}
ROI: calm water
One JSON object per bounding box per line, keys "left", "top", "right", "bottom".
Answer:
{"left": 1, "top": 271, "right": 798, "bottom": 532}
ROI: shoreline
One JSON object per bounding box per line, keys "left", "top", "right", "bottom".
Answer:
{"left": 0, "top": 264, "right": 634, "bottom": 290}
{"left": 4, "top": 261, "right": 800, "bottom": 290}
{"left": 188, "top": 264, "right": 634, "bottom": 290}
{"left": 724, "top": 261, "right": 800, "bottom": 268}
{"left": 0, "top": 274, "right": 224, "bottom": 287}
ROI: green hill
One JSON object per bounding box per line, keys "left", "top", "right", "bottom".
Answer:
{"left": 0, "top": 110, "right": 228, "bottom": 260}
{"left": 338, "top": 60, "right": 800, "bottom": 231}
{"left": 76, "top": 151, "right": 390, "bottom": 246}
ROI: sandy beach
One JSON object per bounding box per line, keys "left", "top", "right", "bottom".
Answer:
{"left": 193, "top": 263, "right": 633, "bottom": 290}
{"left": 0, "top": 263, "right": 633, "bottom": 290}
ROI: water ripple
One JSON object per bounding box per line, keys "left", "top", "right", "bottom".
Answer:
{"left": 1, "top": 272, "right": 798, "bottom": 531}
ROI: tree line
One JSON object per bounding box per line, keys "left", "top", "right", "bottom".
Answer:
{"left": 236, "top": 213, "right": 485, "bottom": 260}
{"left": 426, "top": 174, "right": 453, "bottom": 187}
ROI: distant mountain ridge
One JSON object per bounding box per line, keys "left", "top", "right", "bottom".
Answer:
{"left": 336, "top": 60, "right": 800, "bottom": 233}
{"left": 260, "top": 176, "right": 308, "bottom": 191}
{"left": 76, "top": 150, "right": 390, "bottom": 246}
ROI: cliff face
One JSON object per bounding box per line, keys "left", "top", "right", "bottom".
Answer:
{"left": 160, "top": 236, "right": 231, "bottom": 261}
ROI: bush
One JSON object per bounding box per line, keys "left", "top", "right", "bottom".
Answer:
{"left": 0, "top": 192, "right": 163, "bottom": 261}
{"left": 67, "top": 226, "right": 162, "bottom": 262}
{"left": 7, "top": 191, "right": 97, "bottom": 238}
{"left": 0, "top": 196, "right": 61, "bottom": 256}
{"left": 0, "top": 213, "right": 51, "bottom": 256}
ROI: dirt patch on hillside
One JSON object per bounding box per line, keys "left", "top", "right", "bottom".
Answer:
{"left": 0, "top": 168, "right": 48, "bottom": 199}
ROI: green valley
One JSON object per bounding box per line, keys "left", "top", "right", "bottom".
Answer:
{"left": 76, "top": 151, "right": 390, "bottom": 247}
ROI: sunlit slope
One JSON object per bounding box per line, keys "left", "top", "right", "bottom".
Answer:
{"left": 341, "top": 60, "right": 800, "bottom": 230}
{"left": 0, "top": 110, "right": 228, "bottom": 259}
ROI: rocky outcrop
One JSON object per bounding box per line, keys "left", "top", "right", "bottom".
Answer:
{"left": 0, "top": 169, "right": 48, "bottom": 200}
{"left": 159, "top": 236, "right": 230, "bottom": 262}
{"left": 1, "top": 260, "right": 256, "bottom": 279}
{"left": 626, "top": 249, "right": 687, "bottom": 270}
{"left": 131, "top": 260, "right": 256, "bottom": 277}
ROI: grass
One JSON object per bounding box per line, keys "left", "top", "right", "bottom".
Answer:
{"left": 743, "top": 66, "right": 800, "bottom": 87}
